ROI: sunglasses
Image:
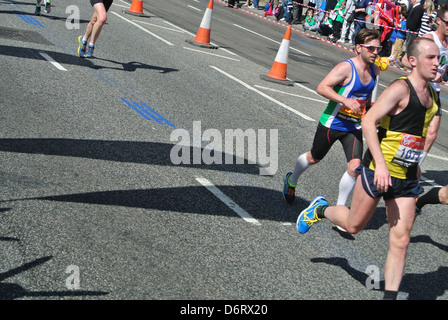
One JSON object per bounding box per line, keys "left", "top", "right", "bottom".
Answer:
{"left": 439, "top": 17, "right": 448, "bottom": 25}
{"left": 359, "top": 44, "right": 382, "bottom": 52}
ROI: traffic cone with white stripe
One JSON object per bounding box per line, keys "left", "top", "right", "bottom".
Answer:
{"left": 124, "top": 0, "right": 148, "bottom": 17}
{"left": 186, "top": 0, "right": 217, "bottom": 49}
{"left": 261, "top": 24, "right": 293, "bottom": 86}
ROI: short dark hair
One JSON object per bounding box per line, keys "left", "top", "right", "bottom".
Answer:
{"left": 354, "top": 28, "right": 380, "bottom": 46}
{"left": 407, "top": 37, "right": 436, "bottom": 59}
{"left": 437, "top": 7, "right": 448, "bottom": 19}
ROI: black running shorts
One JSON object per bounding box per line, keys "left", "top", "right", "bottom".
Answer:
{"left": 310, "top": 123, "right": 363, "bottom": 162}
{"left": 90, "top": 0, "right": 113, "bottom": 12}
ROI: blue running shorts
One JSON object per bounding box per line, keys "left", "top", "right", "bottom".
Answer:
{"left": 356, "top": 164, "right": 423, "bottom": 200}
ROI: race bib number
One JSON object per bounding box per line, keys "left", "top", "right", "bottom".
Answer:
{"left": 391, "top": 133, "right": 425, "bottom": 168}
{"left": 337, "top": 100, "right": 366, "bottom": 123}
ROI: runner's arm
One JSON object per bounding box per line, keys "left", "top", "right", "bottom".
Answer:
{"left": 362, "top": 80, "right": 408, "bottom": 192}
{"left": 317, "top": 61, "right": 363, "bottom": 113}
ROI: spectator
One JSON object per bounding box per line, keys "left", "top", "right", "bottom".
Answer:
{"left": 399, "top": 0, "right": 410, "bottom": 10}
{"left": 326, "top": 0, "right": 339, "bottom": 11}
{"left": 303, "top": 8, "right": 321, "bottom": 30}
{"left": 338, "top": 0, "right": 356, "bottom": 43}
{"left": 281, "top": 0, "right": 294, "bottom": 22}
{"left": 405, "top": 0, "right": 424, "bottom": 48}
{"left": 419, "top": 0, "right": 437, "bottom": 35}
{"left": 352, "top": 0, "right": 369, "bottom": 44}
{"left": 251, "top": 0, "right": 260, "bottom": 9}
{"left": 308, "top": 0, "right": 317, "bottom": 8}
{"left": 318, "top": 11, "right": 335, "bottom": 35}
{"left": 316, "top": 0, "right": 328, "bottom": 21}
{"left": 378, "top": 0, "right": 396, "bottom": 57}
{"left": 291, "top": 0, "right": 305, "bottom": 24}
{"left": 331, "top": 0, "right": 347, "bottom": 42}
{"left": 387, "top": 27, "right": 397, "bottom": 61}
{"left": 393, "top": 10, "right": 408, "bottom": 63}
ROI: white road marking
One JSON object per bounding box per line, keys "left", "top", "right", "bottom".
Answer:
{"left": 188, "top": 5, "right": 202, "bottom": 11}
{"left": 196, "top": 177, "right": 261, "bottom": 225}
{"left": 39, "top": 52, "right": 67, "bottom": 71}
{"left": 211, "top": 66, "right": 315, "bottom": 121}
{"left": 254, "top": 85, "right": 327, "bottom": 104}
{"left": 110, "top": 11, "right": 174, "bottom": 46}
{"left": 233, "top": 24, "right": 310, "bottom": 56}
{"left": 421, "top": 176, "right": 443, "bottom": 187}
{"left": 133, "top": 20, "right": 185, "bottom": 33}
{"left": 183, "top": 46, "right": 240, "bottom": 61}
{"left": 112, "top": 3, "right": 129, "bottom": 8}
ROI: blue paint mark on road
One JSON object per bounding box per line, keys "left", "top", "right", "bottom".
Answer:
{"left": 121, "top": 98, "right": 175, "bottom": 127}
{"left": 292, "top": 37, "right": 316, "bottom": 47}
{"left": 17, "top": 14, "right": 44, "bottom": 27}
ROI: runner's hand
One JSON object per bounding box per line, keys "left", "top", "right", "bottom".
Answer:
{"left": 373, "top": 164, "right": 392, "bottom": 193}
{"left": 344, "top": 98, "right": 362, "bottom": 114}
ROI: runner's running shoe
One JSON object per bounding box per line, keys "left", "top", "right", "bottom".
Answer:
{"left": 297, "top": 196, "right": 327, "bottom": 234}
{"left": 84, "top": 44, "right": 94, "bottom": 58}
{"left": 44, "top": 1, "right": 51, "bottom": 13}
{"left": 77, "top": 36, "right": 87, "bottom": 58}
{"left": 34, "top": 5, "right": 41, "bottom": 15}
{"left": 283, "top": 172, "right": 296, "bottom": 203}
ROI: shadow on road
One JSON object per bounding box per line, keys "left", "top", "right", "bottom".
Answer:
{"left": 0, "top": 44, "right": 178, "bottom": 73}
{"left": 311, "top": 253, "right": 448, "bottom": 300}
{"left": 0, "top": 256, "right": 108, "bottom": 300}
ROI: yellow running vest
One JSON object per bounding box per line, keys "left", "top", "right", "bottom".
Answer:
{"left": 362, "top": 77, "right": 439, "bottom": 179}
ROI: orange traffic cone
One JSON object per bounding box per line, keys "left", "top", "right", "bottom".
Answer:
{"left": 124, "top": 0, "right": 148, "bottom": 17}
{"left": 260, "top": 25, "right": 293, "bottom": 86}
{"left": 186, "top": 0, "right": 217, "bottom": 49}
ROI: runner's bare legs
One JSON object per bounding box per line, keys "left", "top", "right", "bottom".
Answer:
{"left": 83, "top": 3, "right": 107, "bottom": 47}
{"left": 384, "top": 197, "right": 416, "bottom": 291}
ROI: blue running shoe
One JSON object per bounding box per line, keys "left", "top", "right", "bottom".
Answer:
{"left": 283, "top": 172, "right": 296, "bottom": 203}
{"left": 77, "top": 36, "right": 87, "bottom": 58}
{"left": 297, "top": 196, "right": 327, "bottom": 234}
{"left": 84, "top": 44, "right": 94, "bottom": 58}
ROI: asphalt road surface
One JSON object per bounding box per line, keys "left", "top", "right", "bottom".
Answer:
{"left": 1, "top": 0, "right": 447, "bottom": 305}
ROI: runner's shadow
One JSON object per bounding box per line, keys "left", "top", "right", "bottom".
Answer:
{"left": 93, "top": 57, "right": 179, "bottom": 73}
{"left": 7, "top": 184, "right": 302, "bottom": 223}
{"left": 311, "top": 257, "right": 448, "bottom": 300}
{"left": 411, "top": 234, "right": 448, "bottom": 253}
{"left": 0, "top": 138, "right": 262, "bottom": 175}
{"left": 0, "top": 45, "right": 177, "bottom": 73}
{"left": 0, "top": 9, "right": 91, "bottom": 23}
{"left": 420, "top": 170, "right": 448, "bottom": 188}
{"left": 0, "top": 256, "right": 109, "bottom": 299}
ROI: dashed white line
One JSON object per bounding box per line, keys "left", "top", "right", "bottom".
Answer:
{"left": 233, "top": 24, "right": 310, "bottom": 56}
{"left": 211, "top": 66, "right": 315, "bottom": 121}
{"left": 110, "top": 11, "right": 174, "bottom": 46}
{"left": 184, "top": 46, "right": 240, "bottom": 61}
{"left": 254, "top": 85, "right": 327, "bottom": 104}
{"left": 188, "top": 5, "right": 202, "bottom": 11}
{"left": 133, "top": 20, "right": 185, "bottom": 33}
{"left": 196, "top": 177, "right": 261, "bottom": 225}
{"left": 39, "top": 52, "right": 67, "bottom": 71}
